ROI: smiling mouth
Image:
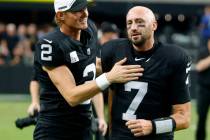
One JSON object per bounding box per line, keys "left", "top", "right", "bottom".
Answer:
{"left": 132, "top": 34, "right": 141, "bottom": 38}
{"left": 132, "top": 32, "right": 141, "bottom": 36}
{"left": 80, "top": 18, "right": 87, "bottom": 22}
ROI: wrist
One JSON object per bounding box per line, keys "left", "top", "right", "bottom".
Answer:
{"left": 95, "top": 73, "right": 111, "bottom": 90}
{"left": 31, "top": 102, "right": 40, "bottom": 106}
{"left": 31, "top": 96, "right": 40, "bottom": 103}
{"left": 151, "top": 117, "right": 176, "bottom": 135}
{"left": 105, "top": 72, "right": 113, "bottom": 83}
{"left": 98, "top": 116, "right": 105, "bottom": 120}
{"left": 94, "top": 118, "right": 105, "bottom": 122}
{"left": 32, "top": 101, "right": 39, "bottom": 104}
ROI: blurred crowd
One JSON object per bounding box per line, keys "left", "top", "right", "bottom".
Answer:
{"left": 0, "top": 23, "right": 54, "bottom": 66}
{"left": 0, "top": 20, "right": 202, "bottom": 67}
{"left": 0, "top": 21, "right": 120, "bottom": 67}
{"left": 0, "top": 7, "right": 209, "bottom": 67}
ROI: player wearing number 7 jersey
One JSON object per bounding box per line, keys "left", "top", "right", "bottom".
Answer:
{"left": 101, "top": 6, "right": 191, "bottom": 140}
{"left": 33, "top": 0, "right": 143, "bottom": 140}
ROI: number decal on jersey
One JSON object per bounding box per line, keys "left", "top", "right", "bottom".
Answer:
{"left": 185, "top": 63, "right": 191, "bottom": 85}
{"left": 122, "top": 81, "right": 148, "bottom": 120}
{"left": 81, "top": 63, "right": 96, "bottom": 105}
{"left": 83, "top": 63, "right": 96, "bottom": 80}
{"left": 41, "top": 44, "right": 52, "bottom": 61}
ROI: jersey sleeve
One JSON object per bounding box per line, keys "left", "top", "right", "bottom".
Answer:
{"left": 35, "top": 39, "right": 64, "bottom": 67}
{"left": 31, "top": 66, "right": 38, "bottom": 81}
{"left": 100, "top": 41, "right": 115, "bottom": 72}
{"left": 170, "top": 53, "right": 191, "bottom": 105}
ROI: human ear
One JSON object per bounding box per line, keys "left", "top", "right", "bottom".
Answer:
{"left": 152, "top": 21, "right": 158, "bottom": 31}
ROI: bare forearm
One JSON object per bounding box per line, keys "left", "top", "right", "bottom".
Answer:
{"left": 196, "top": 56, "right": 210, "bottom": 72}
{"left": 57, "top": 80, "right": 102, "bottom": 107}
{"left": 30, "top": 80, "right": 40, "bottom": 104}
{"left": 44, "top": 66, "right": 102, "bottom": 106}
{"left": 171, "top": 102, "right": 191, "bottom": 130}
{"left": 96, "top": 57, "right": 102, "bottom": 76}
{"left": 92, "top": 93, "right": 105, "bottom": 119}
{"left": 92, "top": 92, "right": 108, "bottom": 136}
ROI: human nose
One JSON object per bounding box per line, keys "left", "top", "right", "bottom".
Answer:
{"left": 130, "top": 23, "right": 138, "bottom": 30}
{"left": 81, "top": 8, "right": 88, "bottom": 17}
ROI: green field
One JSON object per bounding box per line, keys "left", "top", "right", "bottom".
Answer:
{"left": 0, "top": 94, "right": 209, "bottom": 140}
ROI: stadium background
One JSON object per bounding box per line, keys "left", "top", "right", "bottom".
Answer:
{"left": 0, "top": 0, "right": 209, "bottom": 140}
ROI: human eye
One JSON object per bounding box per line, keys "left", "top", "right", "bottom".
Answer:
{"left": 137, "top": 20, "right": 145, "bottom": 27}
{"left": 127, "top": 21, "right": 132, "bottom": 28}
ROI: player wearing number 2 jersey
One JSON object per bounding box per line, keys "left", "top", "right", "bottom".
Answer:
{"left": 101, "top": 6, "right": 191, "bottom": 140}
{"left": 33, "top": 18, "right": 98, "bottom": 140}
{"left": 33, "top": 0, "right": 143, "bottom": 140}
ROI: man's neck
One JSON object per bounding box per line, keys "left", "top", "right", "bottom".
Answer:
{"left": 133, "top": 38, "right": 154, "bottom": 52}
{"left": 60, "top": 26, "right": 81, "bottom": 41}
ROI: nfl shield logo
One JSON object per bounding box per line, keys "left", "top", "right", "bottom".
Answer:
{"left": 69, "top": 51, "right": 79, "bottom": 63}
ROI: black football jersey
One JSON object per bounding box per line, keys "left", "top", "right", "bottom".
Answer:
{"left": 34, "top": 20, "right": 98, "bottom": 129}
{"left": 31, "top": 65, "right": 38, "bottom": 81}
{"left": 101, "top": 39, "right": 191, "bottom": 140}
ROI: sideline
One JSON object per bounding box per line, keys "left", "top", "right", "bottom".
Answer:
{"left": 0, "top": 94, "right": 30, "bottom": 102}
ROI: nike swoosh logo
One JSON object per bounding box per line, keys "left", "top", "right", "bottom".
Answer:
{"left": 187, "top": 62, "right": 192, "bottom": 67}
{"left": 43, "top": 39, "right": 52, "bottom": 44}
{"left": 145, "top": 57, "right": 151, "bottom": 63}
{"left": 135, "top": 57, "right": 145, "bottom": 61}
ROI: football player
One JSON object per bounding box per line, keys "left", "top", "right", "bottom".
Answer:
{"left": 27, "top": 69, "right": 107, "bottom": 136}
{"left": 33, "top": 0, "right": 143, "bottom": 140}
{"left": 101, "top": 6, "right": 191, "bottom": 140}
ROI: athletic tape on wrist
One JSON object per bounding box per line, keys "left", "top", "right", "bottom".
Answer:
{"left": 152, "top": 117, "right": 176, "bottom": 134}
{"left": 95, "top": 73, "right": 110, "bottom": 90}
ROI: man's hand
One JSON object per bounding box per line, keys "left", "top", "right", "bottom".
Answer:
{"left": 27, "top": 103, "right": 40, "bottom": 116}
{"left": 126, "top": 119, "right": 153, "bottom": 137}
{"left": 98, "top": 118, "right": 108, "bottom": 136}
{"left": 106, "top": 58, "right": 144, "bottom": 83}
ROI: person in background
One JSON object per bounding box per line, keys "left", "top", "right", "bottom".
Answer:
{"left": 1, "top": 23, "right": 20, "bottom": 65}
{"left": 98, "top": 21, "right": 119, "bottom": 45}
{"left": 94, "top": 21, "right": 120, "bottom": 140}
{"left": 200, "top": 6, "right": 210, "bottom": 48}
{"left": 0, "top": 22, "right": 6, "bottom": 65}
{"left": 27, "top": 69, "right": 40, "bottom": 116}
{"left": 195, "top": 6, "right": 210, "bottom": 140}
{"left": 96, "top": 21, "right": 119, "bottom": 72}
{"left": 195, "top": 40, "right": 210, "bottom": 140}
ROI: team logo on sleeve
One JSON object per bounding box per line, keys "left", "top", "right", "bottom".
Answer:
{"left": 69, "top": 51, "right": 79, "bottom": 63}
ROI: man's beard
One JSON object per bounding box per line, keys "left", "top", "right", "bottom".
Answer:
{"left": 131, "top": 37, "right": 147, "bottom": 46}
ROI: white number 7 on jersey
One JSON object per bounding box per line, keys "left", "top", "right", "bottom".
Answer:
{"left": 122, "top": 81, "right": 148, "bottom": 121}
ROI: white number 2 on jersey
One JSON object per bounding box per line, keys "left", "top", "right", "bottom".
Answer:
{"left": 41, "top": 44, "right": 52, "bottom": 61}
{"left": 122, "top": 81, "right": 148, "bottom": 120}
{"left": 81, "top": 63, "right": 96, "bottom": 105}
